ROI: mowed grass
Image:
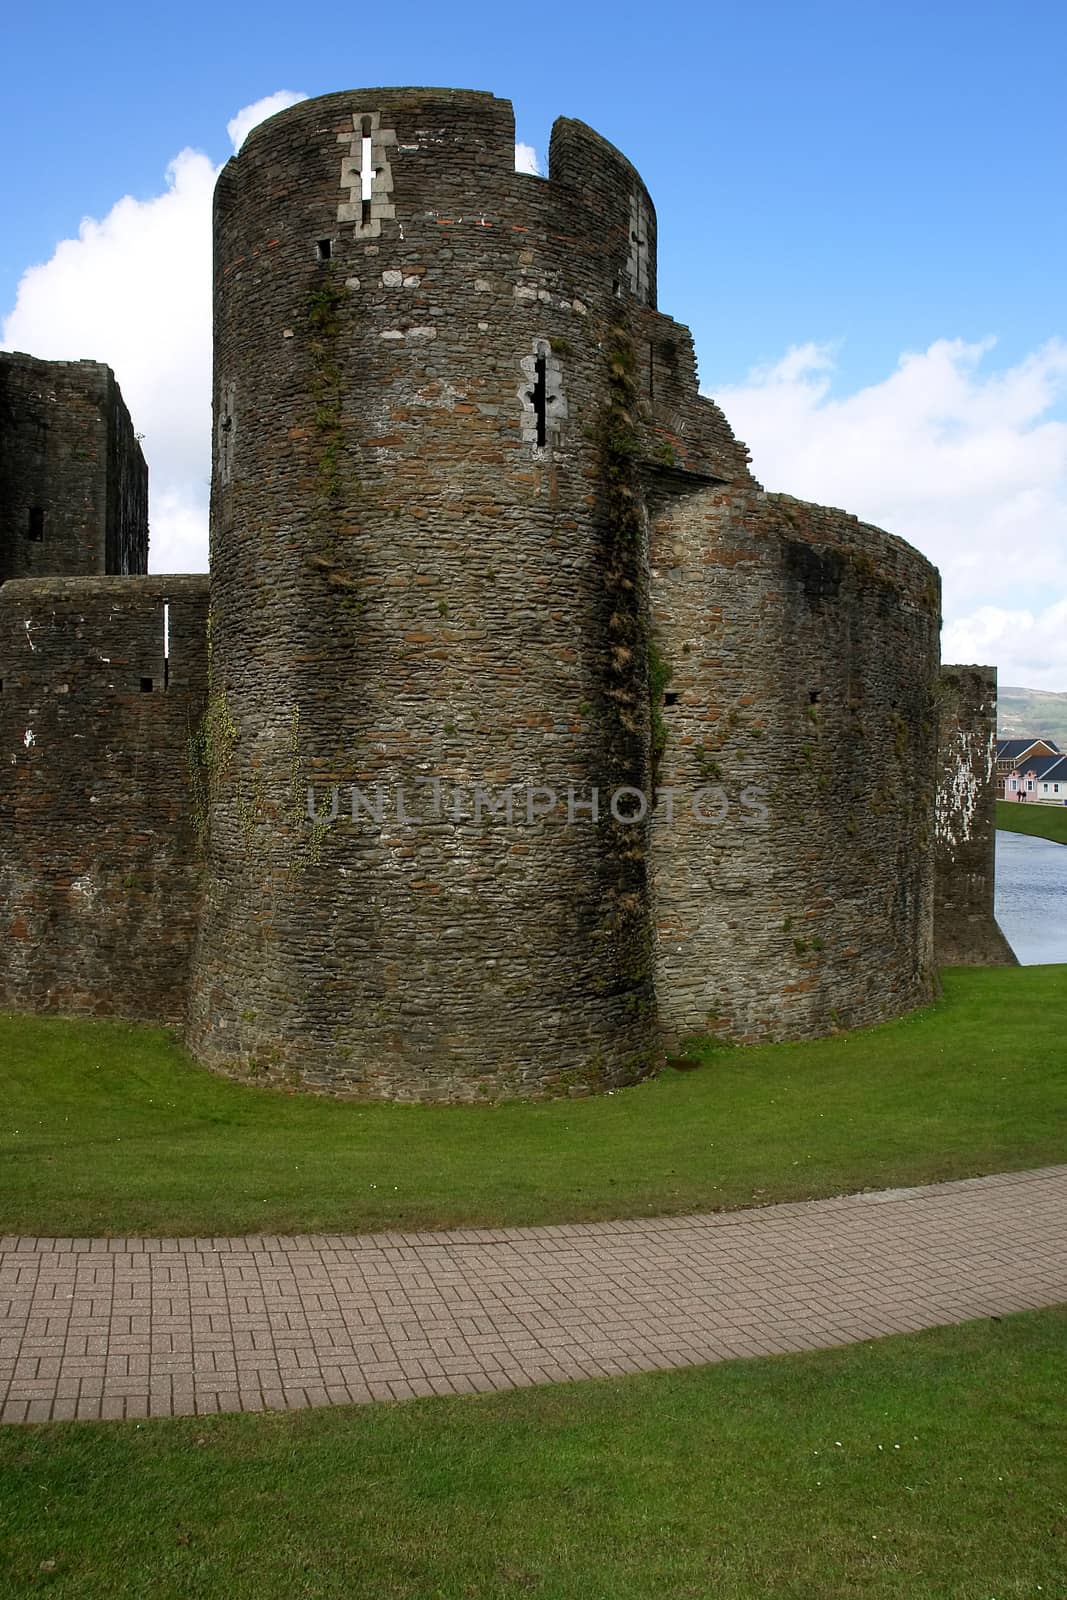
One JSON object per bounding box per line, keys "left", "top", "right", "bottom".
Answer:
{"left": 2, "top": 966, "right": 1065, "bottom": 1238}
{"left": 1, "top": 1309, "right": 1065, "bottom": 1599}
{"left": 997, "top": 797, "right": 1067, "bottom": 844}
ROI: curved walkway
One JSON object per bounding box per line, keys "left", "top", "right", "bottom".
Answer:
{"left": 2, "top": 1165, "right": 1065, "bottom": 1424}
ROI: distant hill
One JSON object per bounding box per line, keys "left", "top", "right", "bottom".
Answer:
{"left": 998, "top": 685, "right": 1067, "bottom": 745}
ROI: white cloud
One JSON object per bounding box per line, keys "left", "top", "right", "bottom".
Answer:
{"left": 712, "top": 338, "right": 1067, "bottom": 689}
{"left": 942, "top": 601, "right": 1067, "bottom": 691}
{"left": 515, "top": 142, "right": 542, "bottom": 176}
{"left": 227, "top": 91, "right": 307, "bottom": 153}
{"left": 147, "top": 482, "right": 214, "bottom": 576}
{"left": 1, "top": 91, "right": 308, "bottom": 575}
{"left": 3, "top": 145, "right": 218, "bottom": 572}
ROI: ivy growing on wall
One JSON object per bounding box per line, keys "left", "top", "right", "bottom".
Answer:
{"left": 594, "top": 317, "right": 660, "bottom": 1061}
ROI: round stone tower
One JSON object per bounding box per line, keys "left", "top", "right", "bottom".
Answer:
{"left": 185, "top": 89, "right": 664, "bottom": 1098}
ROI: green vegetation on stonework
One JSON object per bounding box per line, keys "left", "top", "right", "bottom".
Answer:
{"left": 996, "top": 797, "right": 1067, "bottom": 845}
{"left": 2, "top": 1310, "right": 1064, "bottom": 1600}
{"left": 594, "top": 321, "right": 657, "bottom": 994}
{"left": 186, "top": 689, "right": 238, "bottom": 847}
{"left": 2, "top": 966, "right": 1065, "bottom": 1238}
{"left": 306, "top": 275, "right": 346, "bottom": 506}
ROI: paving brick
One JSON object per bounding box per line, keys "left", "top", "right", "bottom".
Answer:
{"left": 0, "top": 1168, "right": 1065, "bottom": 1426}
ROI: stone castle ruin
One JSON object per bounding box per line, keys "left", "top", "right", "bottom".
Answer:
{"left": 0, "top": 88, "right": 1011, "bottom": 1101}
{"left": 0, "top": 355, "right": 147, "bottom": 584}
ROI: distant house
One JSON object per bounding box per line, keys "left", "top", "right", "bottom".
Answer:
{"left": 1034, "top": 754, "right": 1067, "bottom": 805}
{"left": 996, "top": 738, "right": 1061, "bottom": 798}
{"left": 1003, "top": 752, "right": 1067, "bottom": 803}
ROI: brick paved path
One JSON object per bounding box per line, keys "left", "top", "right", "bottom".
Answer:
{"left": 2, "top": 1166, "right": 1065, "bottom": 1424}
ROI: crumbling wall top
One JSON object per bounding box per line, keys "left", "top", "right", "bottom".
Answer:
{"left": 223, "top": 88, "right": 659, "bottom": 308}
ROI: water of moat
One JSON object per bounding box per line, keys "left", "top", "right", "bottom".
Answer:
{"left": 995, "top": 829, "right": 1067, "bottom": 965}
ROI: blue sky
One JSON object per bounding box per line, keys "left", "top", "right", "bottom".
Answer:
{"left": 4, "top": 0, "right": 1065, "bottom": 391}
{"left": 3, "top": 0, "right": 1066, "bottom": 683}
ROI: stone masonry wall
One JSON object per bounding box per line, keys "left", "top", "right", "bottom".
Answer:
{"left": 935, "top": 664, "right": 1016, "bottom": 966}
{"left": 186, "top": 90, "right": 679, "bottom": 1098}
{"left": 0, "top": 89, "right": 948, "bottom": 1098}
{"left": 650, "top": 487, "right": 942, "bottom": 1042}
{"left": 0, "top": 576, "right": 209, "bottom": 1022}
{"left": 0, "top": 353, "right": 148, "bottom": 584}
{"left": 104, "top": 373, "right": 150, "bottom": 577}
{"left": 179, "top": 86, "right": 947, "bottom": 1096}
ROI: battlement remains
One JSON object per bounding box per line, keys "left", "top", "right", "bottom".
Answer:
{"left": 935, "top": 664, "right": 1017, "bottom": 966}
{"left": 0, "top": 90, "right": 987, "bottom": 1100}
{"left": 0, "top": 352, "right": 148, "bottom": 584}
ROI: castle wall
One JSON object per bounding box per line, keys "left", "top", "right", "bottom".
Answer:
{"left": 0, "top": 354, "right": 148, "bottom": 583}
{"left": 649, "top": 487, "right": 942, "bottom": 1042}
{"left": 0, "top": 89, "right": 947, "bottom": 1095}
{"left": 104, "top": 374, "right": 150, "bottom": 577}
{"left": 934, "top": 664, "right": 1016, "bottom": 966}
{"left": 186, "top": 89, "right": 681, "bottom": 1098}
{"left": 630, "top": 305, "right": 751, "bottom": 483}
{"left": 0, "top": 576, "right": 208, "bottom": 1022}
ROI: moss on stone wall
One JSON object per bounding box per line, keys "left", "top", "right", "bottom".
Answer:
{"left": 304, "top": 275, "right": 366, "bottom": 633}
{"left": 307, "top": 276, "right": 347, "bottom": 508}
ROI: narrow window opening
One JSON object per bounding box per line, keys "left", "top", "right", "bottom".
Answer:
{"left": 526, "top": 349, "right": 548, "bottom": 448}
{"left": 27, "top": 507, "right": 44, "bottom": 542}
{"left": 612, "top": 279, "right": 621, "bottom": 298}
{"left": 664, "top": 691, "right": 679, "bottom": 706}
{"left": 648, "top": 341, "right": 655, "bottom": 399}
{"left": 163, "top": 600, "right": 170, "bottom": 692}
{"left": 360, "top": 121, "right": 375, "bottom": 227}
{"left": 316, "top": 238, "right": 332, "bottom": 262}
{"left": 809, "top": 688, "right": 821, "bottom": 704}
{"left": 140, "top": 677, "right": 154, "bottom": 693}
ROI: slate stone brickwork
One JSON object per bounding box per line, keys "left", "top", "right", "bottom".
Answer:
{"left": 935, "top": 664, "right": 1016, "bottom": 967}
{"left": 0, "top": 88, "right": 954, "bottom": 1098}
{"left": 650, "top": 487, "right": 941, "bottom": 1042}
{"left": 0, "top": 576, "right": 209, "bottom": 1021}
{"left": 0, "top": 354, "right": 148, "bottom": 584}
{"left": 187, "top": 89, "right": 683, "bottom": 1098}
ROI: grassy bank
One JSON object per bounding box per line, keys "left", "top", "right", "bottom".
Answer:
{"left": 997, "top": 797, "right": 1067, "bottom": 844}
{"left": 1, "top": 1308, "right": 1064, "bottom": 1599}
{"left": 2, "top": 966, "right": 1065, "bottom": 1238}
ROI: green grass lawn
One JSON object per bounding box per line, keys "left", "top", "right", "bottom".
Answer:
{"left": 2, "top": 965, "right": 1065, "bottom": 1238}
{"left": 1, "top": 1308, "right": 1064, "bottom": 1599}
{"left": 997, "top": 797, "right": 1067, "bottom": 844}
